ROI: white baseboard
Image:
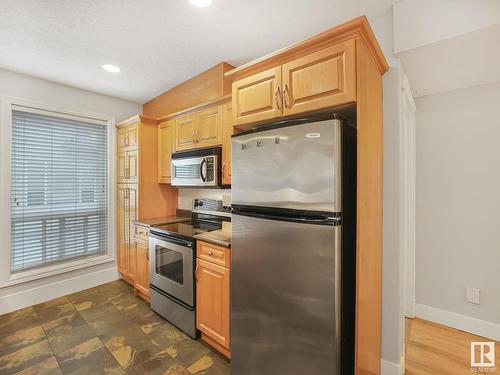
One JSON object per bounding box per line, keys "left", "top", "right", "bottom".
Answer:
{"left": 381, "top": 358, "right": 402, "bottom": 375}
{"left": 416, "top": 303, "right": 500, "bottom": 342}
{"left": 0, "top": 265, "right": 119, "bottom": 315}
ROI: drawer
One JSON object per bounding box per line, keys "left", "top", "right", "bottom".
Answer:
{"left": 197, "top": 241, "right": 230, "bottom": 268}
{"left": 134, "top": 225, "right": 149, "bottom": 241}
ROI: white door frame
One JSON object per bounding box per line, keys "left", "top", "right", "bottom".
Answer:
{"left": 400, "top": 75, "right": 417, "bottom": 318}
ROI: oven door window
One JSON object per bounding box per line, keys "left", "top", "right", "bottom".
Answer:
{"left": 155, "top": 245, "right": 184, "bottom": 285}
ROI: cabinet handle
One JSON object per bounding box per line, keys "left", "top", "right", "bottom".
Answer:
{"left": 222, "top": 162, "right": 225, "bottom": 178}
{"left": 125, "top": 136, "right": 129, "bottom": 147}
{"left": 208, "top": 251, "right": 214, "bottom": 256}
{"left": 283, "top": 84, "right": 289, "bottom": 108}
{"left": 195, "top": 264, "right": 199, "bottom": 281}
{"left": 192, "top": 131, "right": 195, "bottom": 144}
{"left": 274, "top": 85, "right": 281, "bottom": 109}
{"left": 195, "top": 129, "right": 199, "bottom": 143}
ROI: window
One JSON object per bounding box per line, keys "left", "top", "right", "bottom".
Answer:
{"left": 10, "top": 107, "right": 108, "bottom": 273}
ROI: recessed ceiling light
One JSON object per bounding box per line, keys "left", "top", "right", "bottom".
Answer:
{"left": 189, "top": 0, "right": 212, "bottom": 8}
{"left": 102, "top": 64, "right": 120, "bottom": 73}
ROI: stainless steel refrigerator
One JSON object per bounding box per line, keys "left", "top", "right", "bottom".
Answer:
{"left": 231, "top": 115, "right": 356, "bottom": 375}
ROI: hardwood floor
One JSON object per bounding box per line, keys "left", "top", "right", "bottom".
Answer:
{"left": 405, "top": 318, "right": 499, "bottom": 374}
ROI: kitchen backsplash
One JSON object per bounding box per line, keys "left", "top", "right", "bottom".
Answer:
{"left": 178, "top": 188, "right": 231, "bottom": 210}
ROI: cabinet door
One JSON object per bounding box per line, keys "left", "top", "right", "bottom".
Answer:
{"left": 134, "top": 238, "right": 150, "bottom": 298}
{"left": 127, "top": 186, "right": 138, "bottom": 278}
{"left": 117, "top": 185, "right": 128, "bottom": 275}
{"left": 125, "top": 124, "right": 139, "bottom": 150}
{"left": 196, "top": 106, "right": 222, "bottom": 148}
{"left": 221, "top": 103, "right": 233, "bottom": 185}
{"left": 117, "top": 128, "right": 128, "bottom": 150}
{"left": 175, "top": 115, "right": 196, "bottom": 151}
{"left": 282, "top": 40, "right": 356, "bottom": 116}
{"left": 232, "top": 66, "right": 283, "bottom": 126}
{"left": 196, "top": 259, "right": 230, "bottom": 349}
{"left": 158, "top": 120, "right": 174, "bottom": 183}
{"left": 117, "top": 152, "right": 127, "bottom": 184}
{"left": 126, "top": 149, "right": 139, "bottom": 184}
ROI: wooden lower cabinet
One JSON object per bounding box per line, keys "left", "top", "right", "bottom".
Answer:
{"left": 134, "top": 236, "right": 150, "bottom": 301}
{"left": 117, "top": 184, "right": 138, "bottom": 283}
{"left": 196, "top": 241, "right": 230, "bottom": 358}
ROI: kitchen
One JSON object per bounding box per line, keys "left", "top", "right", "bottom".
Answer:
{"left": 114, "top": 13, "right": 383, "bottom": 374}
{"left": 1, "top": 1, "right": 499, "bottom": 375}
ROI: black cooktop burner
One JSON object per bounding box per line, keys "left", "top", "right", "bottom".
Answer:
{"left": 151, "top": 219, "right": 222, "bottom": 241}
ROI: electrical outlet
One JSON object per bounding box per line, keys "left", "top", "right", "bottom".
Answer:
{"left": 466, "top": 287, "right": 480, "bottom": 305}
{"left": 222, "top": 194, "right": 231, "bottom": 207}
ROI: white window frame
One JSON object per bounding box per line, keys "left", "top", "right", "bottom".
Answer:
{"left": 0, "top": 96, "right": 116, "bottom": 287}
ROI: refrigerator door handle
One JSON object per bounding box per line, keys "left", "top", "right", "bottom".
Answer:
{"left": 232, "top": 208, "right": 341, "bottom": 226}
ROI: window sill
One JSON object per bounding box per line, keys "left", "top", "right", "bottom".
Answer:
{"left": 0, "top": 254, "right": 116, "bottom": 288}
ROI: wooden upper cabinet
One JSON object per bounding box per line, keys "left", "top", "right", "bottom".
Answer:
{"left": 158, "top": 120, "right": 174, "bottom": 184}
{"left": 196, "top": 258, "right": 230, "bottom": 350}
{"left": 221, "top": 102, "right": 233, "bottom": 185}
{"left": 173, "top": 104, "right": 224, "bottom": 152}
{"left": 125, "top": 124, "right": 139, "bottom": 150}
{"left": 232, "top": 67, "right": 282, "bottom": 126}
{"left": 117, "top": 128, "right": 128, "bottom": 150}
{"left": 197, "top": 106, "right": 222, "bottom": 148}
{"left": 126, "top": 149, "right": 139, "bottom": 184}
{"left": 118, "top": 150, "right": 138, "bottom": 184}
{"left": 282, "top": 40, "right": 356, "bottom": 116}
{"left": 229, "top": 40, "right": 357, "bottom": 126}
{"left": 175, "top": 115, "right": 196, "bottom": 151}
{"left": 118, "top": 123, "right": 139, "bottom": 151}
{"left": 117, "top": 151, "right": 127, "bottom": 184}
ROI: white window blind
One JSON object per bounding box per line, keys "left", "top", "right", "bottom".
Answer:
{"left": 11, "top": 108, "right": 108, "bottom": 273}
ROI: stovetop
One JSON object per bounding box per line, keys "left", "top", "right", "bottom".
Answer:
{"left": 150, "top": 198, "right": 230, "bottom": 242}
{"left": 151, "top": 219, "right": 222, "bottom": 241}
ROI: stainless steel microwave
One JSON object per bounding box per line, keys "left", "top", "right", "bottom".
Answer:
{"left": 171, "top": 147, "right": 221, "bottom": 187}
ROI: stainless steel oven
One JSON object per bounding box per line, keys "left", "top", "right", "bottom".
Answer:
{"left": 171, "top": 147, "right": 221, "bottom": 187}
{"left": 149, "top": 234, "right": 194, "bottom": 307}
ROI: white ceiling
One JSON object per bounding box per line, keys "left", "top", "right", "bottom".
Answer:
{"left": 0, "top": 0, "right": 395, "bottom": 104}
{"left": 400, "top": 23, "right": 500, "bottom": 98}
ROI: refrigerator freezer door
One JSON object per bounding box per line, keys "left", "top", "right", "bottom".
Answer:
{"left": 231, "top": 213, "right": 341, "bottom": 375}
{"left": 232, "top": 118, "right": 342, "bottom": 212}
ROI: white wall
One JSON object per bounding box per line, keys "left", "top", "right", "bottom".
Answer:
{"left": 415, "top": 81, "right": 500, "bottom": 338}
{"left": 0, "top": 68, "right": 141, "bottom": 314}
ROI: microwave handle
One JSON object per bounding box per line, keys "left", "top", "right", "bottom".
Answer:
{"left": 200, "top": 158, "right": 207, "bottom": 182}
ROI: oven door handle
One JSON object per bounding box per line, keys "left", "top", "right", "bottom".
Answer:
{"left": 199, "top": 158, "right": 207, "bottom": 182}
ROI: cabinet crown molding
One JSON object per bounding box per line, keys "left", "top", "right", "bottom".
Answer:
{"left": 117, "top": 114, "right": 157, "bottom": 128}
{"left": 225, "top": 15, "right": 388, "bottom": 81}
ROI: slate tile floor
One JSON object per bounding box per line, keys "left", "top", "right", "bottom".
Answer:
{"left": 0, "top": 281, "right": 230, "bottom": 375}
